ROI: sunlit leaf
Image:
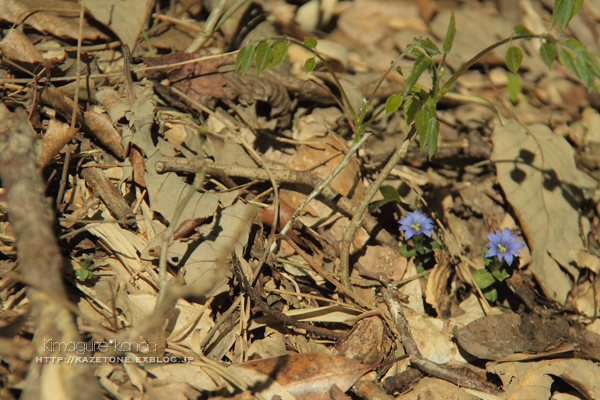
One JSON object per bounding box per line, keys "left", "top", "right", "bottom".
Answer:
{"left": 270, "top": 41, "right": 289, "bottom": 68}
{"left": 304, "top": 57, "right": 316, "bottom": 73}
{"left": 514, "top": 24, "right": 533, "bottom": 40}
{"left": 472, "top": 269, "right": 495, "bottom": 290}
{"left": 418, "top": 37, "right": 441, "bottom": 56}
{"left": 404, "top": 96, "right": 422, "bottom": 125}
{"left": 559, "top": 44, "right": 594, "bottom": 89}
{"left": 539, "top": 41, "right": 557, "bottom": 68}
{"left": 507, "top": 72, "right": 521, "bottom": 103}
{"left": 304, "top": 37, "right": 317, "bottom": 49}
{"left": 443, "top": 10, "right": 456, "bottom": 54}
{"left": 505, "top": 46, "right": 524, "bottom": 73}
{"left": 385, "top": 94, "right": 403, "bottom": 115}
{"left": 255, "top": 41, "right": 272, "bottom": 75}
{"left": 236, "top": 44, "right": 256, "bottom": 76}
{"left": 551, "top": 0, "right": 584, "bottom": 33}
{"left": 414, "top": 107, "right": 439, "bottom": 159}
{"left": 401, "top": 53, "right": 432, "bottom": 97}
{"left": 395, "top": 65, "right": 403, "bottom": 77}
{"left": 564, "top": 38, "right": 600, "bottom": 77}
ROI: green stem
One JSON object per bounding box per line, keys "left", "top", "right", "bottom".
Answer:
{"left": 440, "top": 34, "right": 543, "bottom": 97}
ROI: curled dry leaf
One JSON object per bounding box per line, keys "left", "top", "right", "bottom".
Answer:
{"left": 128, "top": 145, "right": 146, "bottom": 188}
{"left": 336, "top": 316, "right": 391, "bottom": 365}
{"left": 38, "top": 119, "right": 78, "bottom": 169}
{"left": 0, "top": 29, "right": 43, "bottom": 64}
{"left": 40, "top": 87, "right": 125, "bottom": 159}
{"left": 424, "top": 249, "right": 454, "bottom": 319}
{"left": 172, "top": 217, "right": 207, "bottom": 240}
{"left": 232, "top": 352, "right": 375, "bottom": 400}
{"left": 83, "top": 109, "right": 125, "bottom": 159}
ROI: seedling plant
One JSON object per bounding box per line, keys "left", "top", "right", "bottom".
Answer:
{"left": 234, "top": 0, "right": 597, "bottom": 293}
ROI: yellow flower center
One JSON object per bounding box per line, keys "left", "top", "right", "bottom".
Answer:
{"left": 497, "top": 243, "right": 507, "bottom": 253}
{"left": 411, "top": 223, "right": 421, "bottom": 231}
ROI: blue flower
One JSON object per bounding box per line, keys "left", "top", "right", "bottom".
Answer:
{"left": 399, "top": 210, "right": 434, "bottom": 240}
{"left": 485, "top": 228, "right": 525, "bottom": 265}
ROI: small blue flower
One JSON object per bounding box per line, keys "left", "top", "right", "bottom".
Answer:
{"left": 399, "top": 210, "right": 434, "bottom": 240}
{"left": 485, "top": 228, "right": 525, "bottom": 265}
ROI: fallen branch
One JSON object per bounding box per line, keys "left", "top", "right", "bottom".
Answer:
{"left": 155, "top": 160, "right": 399, "bottom": 249}
{"left": 0, "top": 105, "right": 103, "bottom": 399}
{"left": 380, "top": 287, "right": 498, "bottom": 394}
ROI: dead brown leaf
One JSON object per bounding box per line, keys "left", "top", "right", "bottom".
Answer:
{"left": 233, "top": 353, "right": 374, "bottom": 400}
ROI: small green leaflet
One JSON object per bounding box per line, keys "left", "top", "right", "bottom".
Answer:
{"left": 505, "top": 46, "right": 523, "bottom": 73}
{"left": 507, "top": 72, "right": 521, "bottom": 104}
{"left": 401, "top": 53, "right": 432, "bottom": 97}
{"left": 304, "top": 37, "right": 317, "bottom": 49}
{"left": 235, "top": 43, "right": 256, "bottom": 76}
{"left": 270, "top": 41, "right": 289, "bottom": 68}
{"left": 551, "top": 0, "right": 584, "bottom": 33}
{"left": 539, "top": 41, "right": 557, "bottom": 68}
{"left": 404, "top": 95, "right": 422, "bottom": 125}
{"left": 418, "top": 37, "right": 440, "bottom": 56}
{"left": 443, "top": 10, "right": 456, "bottom": 54}
{"left": 255, "top": 42, "right": 272, "bottom": 74}
{"left": 492, "top": 268, "right": 510, "bottom": 282}
{"left": 385, "top": 94, "right": 403, "bottom": 115}
{"left": 304, "top": 57, "right": 316, "bottom": 73}
{"left": 414, "top": 107, "right": 439, "bottom": 159}
{"left": 514, "top": 24, "right": 533, "bottom": 40}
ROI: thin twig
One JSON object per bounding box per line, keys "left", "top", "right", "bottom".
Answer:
{"left": 185, "top": 0, "right": 227, "bottom": 53}
{"left": 339, "top": 127, "right": 416, "bottom": 289}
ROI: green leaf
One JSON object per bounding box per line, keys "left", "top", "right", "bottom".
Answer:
{"left": 443, "top": 10, "right": 456, "bottom": 54}
{"left": 492, "top": 268, "right": 511, "bottom": 282}
{"left": 507, "top": 72, "right": 521, "bottom": 103}
{"left": 255, "top": 41, "right": 272, "bottom": 75}
{"left": 414, "top": 107, "right": 439, "bottom": 159}
{"left": 304, "top": 57, "right": 316, "bottom": 73}
{"left": 401, "top": 53, "right": 432, "bottom": 97}
{"left": 565, "top": 38, "right": 600, "bottom": 77}
{"left": 483, "top": 287, "right": 498, "bottom": 302}
{"left": 304, "top": 37, "right": 318, "bottom": 49}
{"left": 418, "top": 37, "right": 441, "bottom": 56}
{"left": 472, "top": 269, "right": 496, "bottom": 290}
{"left": 368, "top": 185, "right": 403, "bottom": 213}
{"left": 395, "top": 65, "right": 404, "bottom": 77}
{"left": 559, "top": 43, "right": 596, "bottom": 90}
{"left": 236, "top": 43, "right": 256, "bottom": 76}
{"left": 399, "top": 244, "right": 417, "bottom": 258}
{"left": 551, "top": 0, "right": 584, "bottom": 33}
{"left": 269, "top": 41, "right": 289, "bottom": 68}
{"left": 404, "top": 96, "right": 422, "bottom": 125}
{"left": 385, "top": 94, "right": 403, "bottom": 115}
{"left": 505, "top": 46, "right": 524, "bottom": 73}
{"left": 514, "top": 24, "right": 533, "bottom": 40}
{"left": 539, "top": 41, "right": 557, "bottom": 68}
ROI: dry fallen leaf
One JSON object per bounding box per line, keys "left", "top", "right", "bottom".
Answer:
{"left": 233, "top": 352, "right": 374, "bottom": 400}
{"left": 491, "top": 119, "right": 585, "bottom": 303}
